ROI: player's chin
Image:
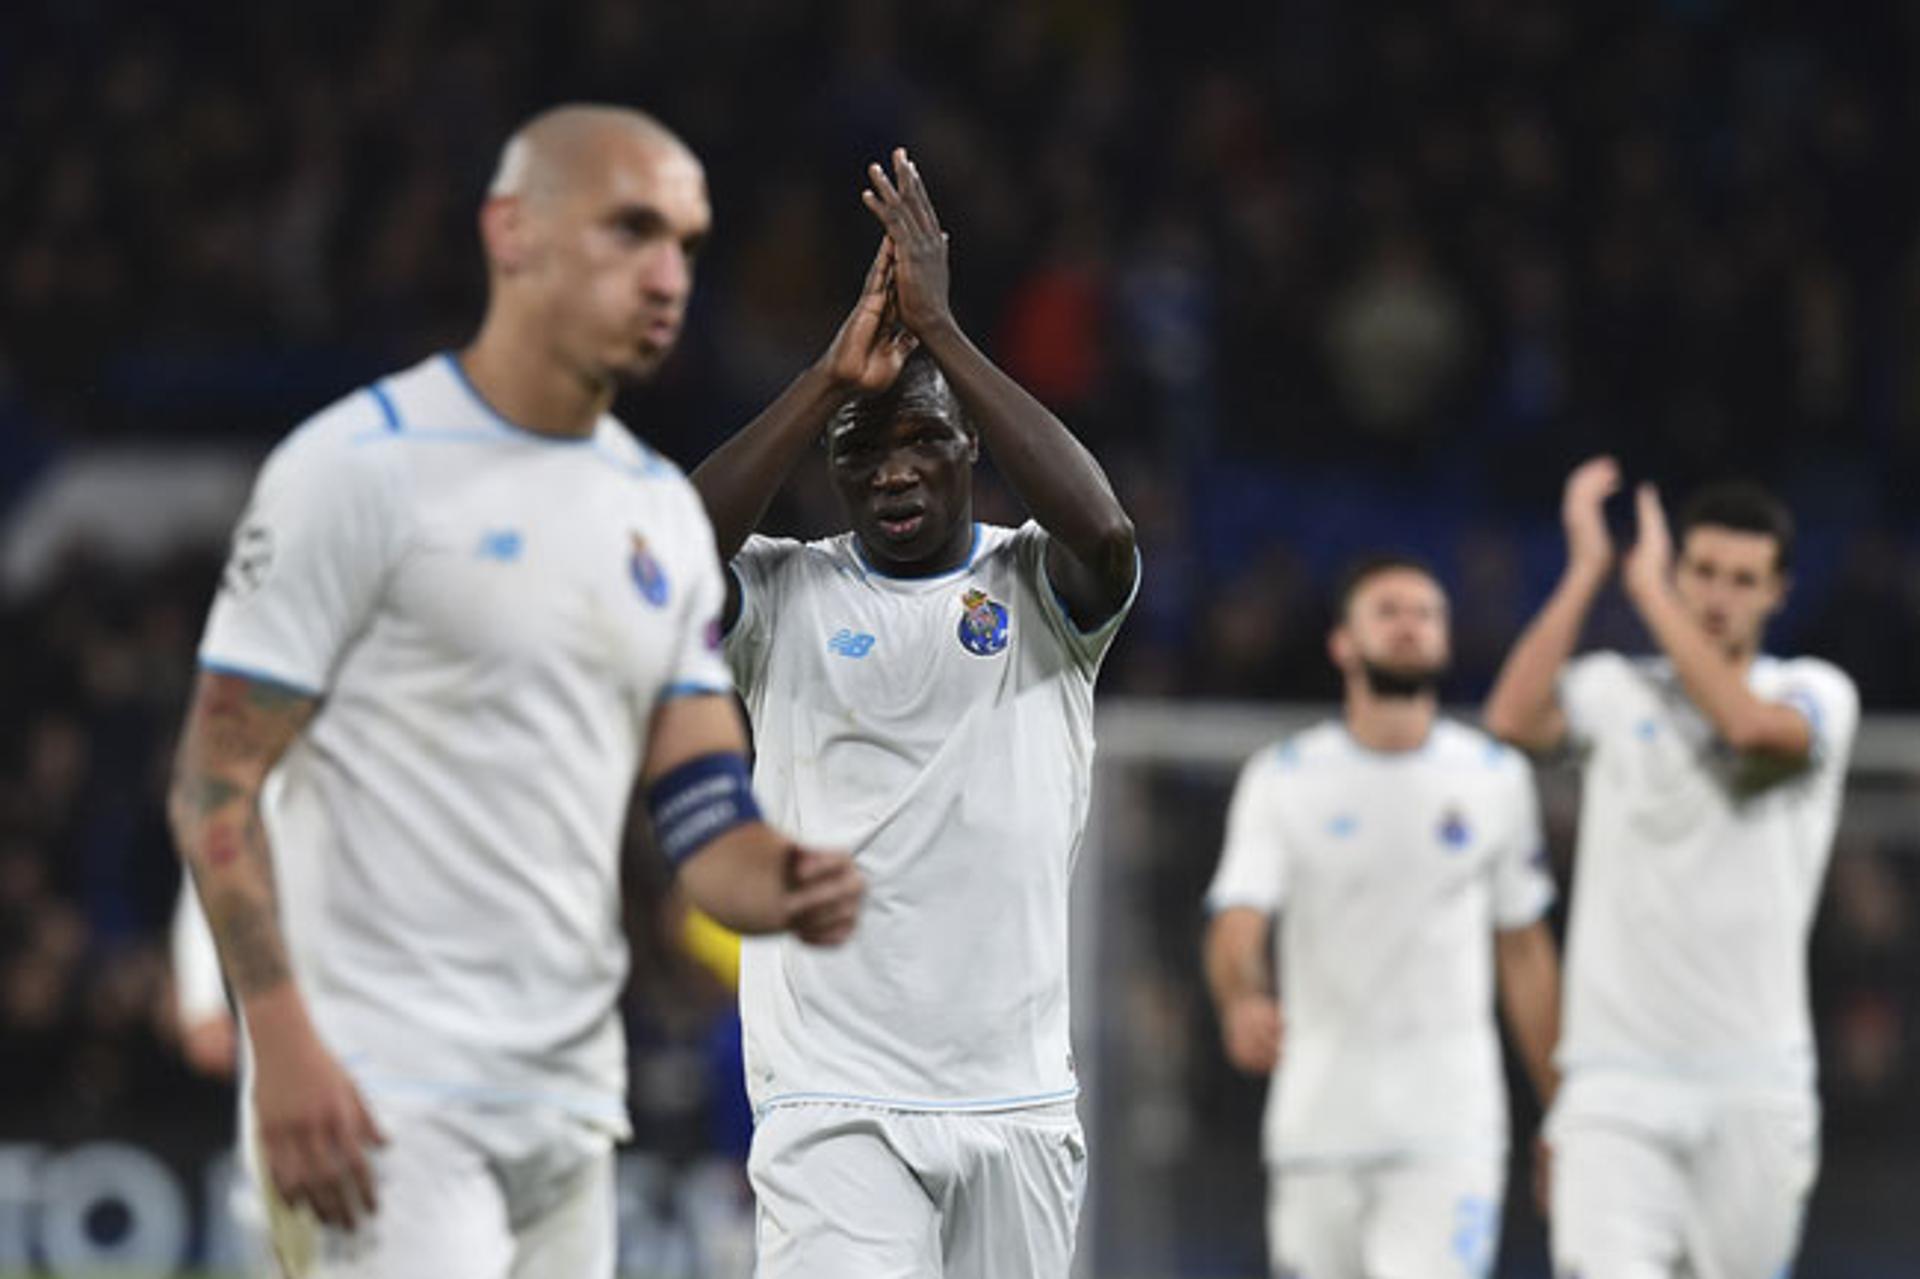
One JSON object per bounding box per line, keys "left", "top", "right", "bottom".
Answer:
{"left": 861, "top": 513, "right": 940, "bottom": 561}
{"left": 608, "top": 339, "right": 673, "bottom": 382}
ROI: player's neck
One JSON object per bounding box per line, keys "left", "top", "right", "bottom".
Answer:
{"left": 1343, "top": 691, "right": 1437, "bottom": 753}
{"left": 458, "top": 323, "right": 613, "bottom": 440}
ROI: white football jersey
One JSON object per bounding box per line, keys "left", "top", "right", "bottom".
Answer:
{"left": 1555, "top": 652, "right": 1858, "bottom": 1097}
{"left": 726, "top": 522, "right": 1132, "bottom": 1114}
{"left": 1206, "top": 720, "right": 1554, "bottom": 1165}
{"left": 198, "top": 353, "right": 734, "bottom": 1136}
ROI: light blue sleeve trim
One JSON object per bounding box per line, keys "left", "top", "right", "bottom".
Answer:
{"left": 659, "top": 681, "right": 733, "bottom": 702}
{"left": 365, "top": 382, "right": 403, "bottom": 433}
{"left": 1040, "top": 542, "right": 1143, "bottom": 640}
{"left": 195, "top": 658, "right": 324, "bottom": 700}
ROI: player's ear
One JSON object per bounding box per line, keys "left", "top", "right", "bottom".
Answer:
{"left": 1327, "top": 625, "right": 1353, "bottom": 670}
{"left": 1765, "top": 568, "right": 1792, "bottom": 615}
{"left": 480, "top": 196, "right": 531, "bottom": 275}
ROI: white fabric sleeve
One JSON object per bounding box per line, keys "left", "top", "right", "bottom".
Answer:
{"left": 1205, "top": 750, "right": 1289, "bottom": 915}
{"left": 170, "top": 878, "right": 229, "bottom": 1025}
{"left": 198, "top": 426, "right": 405, "bottom": 694}
{"left": 1022, "top": 520, "right": 1140, "bottom": 672}
{"left": 1774, "top": 659, "right": 1861, "bottom": 772}
{"left": 723, "top": 534, "right": 803, "bottom": 699}
{"left": 1556, "top": 651, "right": 1628, "bottom": 751}
{"left": 1492, "top": 754, "right": 1556, "bottom": 929}
{"left": 657, "top": 502, "right": 738, "bottom": 703}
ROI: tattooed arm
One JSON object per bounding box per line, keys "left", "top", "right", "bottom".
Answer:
{"left": 168, "top": 671, "right": 384, "bottom": 1229}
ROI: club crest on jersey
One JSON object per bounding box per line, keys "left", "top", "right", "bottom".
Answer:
{"left": 1438, "top": 806, "right": 1471, "bottom": 852}
{"left": 628, "top": 533, "right": 669, "bottom": 607}
{"left": 957, "top": 588, "right": 1009, "bottom": 657}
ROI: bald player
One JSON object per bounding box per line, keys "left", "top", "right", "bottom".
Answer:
{"left": 168, "top": 105, "right": 864, "bottom": 1279}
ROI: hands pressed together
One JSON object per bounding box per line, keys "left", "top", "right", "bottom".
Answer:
{"left": 1561, "top": 454, "right": 1673, "bottom": 602}
{"left": 819, "top": 147, "right": 955, "bottom": 396}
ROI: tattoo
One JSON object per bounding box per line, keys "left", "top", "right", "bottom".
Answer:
{"left": 177, "top": 775, "right": 245, "bottom": 819}
{"left": 210, "top": 894, "right": 291, "bottom": 996}
{"left": 204, "top": 825, "right": 243, "bottom": 868}
{"left": 170, "top": 672, "right": 317, "bottom": 1002}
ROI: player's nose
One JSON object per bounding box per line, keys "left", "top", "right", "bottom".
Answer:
{"left": 639, "top": 244, "right": 692, "bottom": 305}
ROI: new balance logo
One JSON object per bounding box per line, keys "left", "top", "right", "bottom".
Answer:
{"left": 827, "top": 630, "right": 876, "bottom": 658}
{"left": 476, "top": 529, "right": 523, "bottom": 562}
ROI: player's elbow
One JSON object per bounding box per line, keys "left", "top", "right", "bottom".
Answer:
{"left": 1483, "top": 703, "right": 1551, "bottom": 754}
{"left": 1084, "top": 513, "right": 1137, "bottom": 590}
{"left": 1722, "top": 712, "right": 1810, "bottom": 763}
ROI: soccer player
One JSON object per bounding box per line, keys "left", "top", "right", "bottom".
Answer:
{"left": 1484, "top": 458, "right": 1858, "bottom": 1279}
{"left": 167, "top": 105, "right": 865, "bottom": 1279}
{"left": 689, "top": 148, "right": 1138, "bottom": 1278}
{"left": 1204, "top": 556, "right": 1563, "bottom": 1279}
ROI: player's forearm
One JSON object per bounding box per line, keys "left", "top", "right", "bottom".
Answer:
{"left": 1203, "top": 910, "right": 1274, "bottom": 1010}
{"left": 1484, "top": 564, "right": 1606, "bottom": 750}
{"left": 677, "top": 823, "right": 799, "bottom": 936}
{"left": 692, "top": 365, "right": 853, "bottom": 562}
{"left": 1626, "top": 579, "right": 1810, "bottom": 759}
{"left": 169, "top": 774, "right": 297, "bottom": 1005}
{"left": 168, "top": 672, "right": 321, "bottom": 1032}
{"left": 1496, "top": 926, "right": 1562, "bottom": 1108}
{"left": 917, "top": 321, "right": 1135, "bottom": 574}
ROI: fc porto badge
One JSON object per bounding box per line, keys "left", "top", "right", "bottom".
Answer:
{"left": 629, "top": 533, "right": 670, "bottom": 607}
{"left": 1437, "top": 805, "right": 1471, "bottom": 853}
{"left": 957, "top": 587, "right": 1009, "bottom": 657}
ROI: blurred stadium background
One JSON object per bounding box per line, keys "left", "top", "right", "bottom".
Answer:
{"left": 2, "top": 1, "right": 1917, "bottom": 1274}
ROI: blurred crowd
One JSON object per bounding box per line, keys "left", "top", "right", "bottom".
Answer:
{"left": 4, "top": 0, "right": 1920, "bottom": 1237}
{"left": 7, "top": 0, "right": 1920, "bottom": 703}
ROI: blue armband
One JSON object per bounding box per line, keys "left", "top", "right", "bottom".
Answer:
{"left": 646, "top": 752, "right": 762, "bottom": 865}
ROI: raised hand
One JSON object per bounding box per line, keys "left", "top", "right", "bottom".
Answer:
{"left": 862, "top": 147, "right": 953, "bottom": 337}
{"left": 1622, "top": 481, "right": 1674, "bottom": 601}
{"left": 818, "top": 237, "right": 918, "bottom": 395}
{"left": 1562, "top": 455, "right": 1621, "bottom": 577}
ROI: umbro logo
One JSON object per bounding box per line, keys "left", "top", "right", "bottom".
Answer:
{"left": 828, "top": 630, "right": 876, "bottom": 658}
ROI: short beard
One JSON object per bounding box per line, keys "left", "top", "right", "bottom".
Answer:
{"left": 1360, "top": 660, "right": 1443, "bottom": 699}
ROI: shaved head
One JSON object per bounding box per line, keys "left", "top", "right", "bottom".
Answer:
{"left": 488, "top": 104, "right": 696, "bottom": 204}
{"left": 473, "top": 103, "right": 710, "bottom": 386}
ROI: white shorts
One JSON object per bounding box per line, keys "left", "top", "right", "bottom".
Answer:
{"left": 1266, "top": 1152, "right": 1505, "bottom": 1279}
{"left": 1548, "top": 1073, "right": 1819, "bottom": 1279}
{"left": 748, "top": 1101, "right": 1087, "bottom": 1279}
{"left": 246, "top": 1094, "right": 616, "bottom": 1279}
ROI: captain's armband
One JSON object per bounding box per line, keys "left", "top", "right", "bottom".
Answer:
{"left": 646, "top": 752, "right": 762, "bottom": 865}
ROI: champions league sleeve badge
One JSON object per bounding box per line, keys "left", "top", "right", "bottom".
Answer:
{"left": 957, "top": 587, "right": 1010, "bottom": 656}
{"left": 629, "top": 532, "right": 670, "bottom": 607}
